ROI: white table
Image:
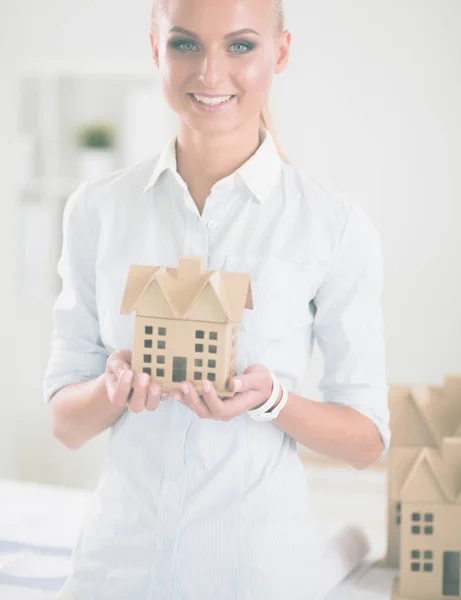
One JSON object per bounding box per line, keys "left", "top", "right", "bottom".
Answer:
{"left": 0, "top": 461, "right": 397, "bottom": 599}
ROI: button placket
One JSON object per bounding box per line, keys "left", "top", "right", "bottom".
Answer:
{"left": 147, "top": 403, "right": 191, "bottom": 599}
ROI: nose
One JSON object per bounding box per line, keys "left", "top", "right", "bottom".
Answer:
{"left": 197, "top": 50, "right": 227, "bottom": 88}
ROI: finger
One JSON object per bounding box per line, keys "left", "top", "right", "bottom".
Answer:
{"left": 145, "top": 383, "right": 161, "bottom": 411}
{"left": 108, "top": 348, "right": 132, "bottom": 369}
{"left": 112, "top": 368, "right": 134, "bottom": 406}
{"left": 219, "top": 389, "right": 263, "bottom": 415}
{"left": 129, "top": 372, "right": 150, "bottom": 413}
{"left": 179, "top": 381, "right": 212, "bottom": 419}
{"left": 105, "top": 371, "right": 118, "bottom": 400}
{"left": 229, "top": 364, "right": 269, "bottom": 395}
{"left": 110, "top": 359, "right": 131, "bottom": 380}
{"left": 200, "top": 380, "right": 232, "bottom": 420}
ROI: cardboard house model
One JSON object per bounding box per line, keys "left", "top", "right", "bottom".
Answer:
{"left": 120, "top": 255, "right": 253, "bottom": 398}
{"left": 377, "top": 374, "right": 461, "bottom": 600}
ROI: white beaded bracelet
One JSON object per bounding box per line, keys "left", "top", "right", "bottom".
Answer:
{"left": 247, "top": 369, "right": 287, "bottom": 421}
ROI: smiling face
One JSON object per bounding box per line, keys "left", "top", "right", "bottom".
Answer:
{"left": 149, "top": 0, "right": 290, "bottom": 135}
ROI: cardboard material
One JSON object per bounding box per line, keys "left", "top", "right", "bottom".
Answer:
{"left": 120, "top": 255, "right": 253, "bottom": 397}
{"left": 375, "top": 375, "right": 461, "bottom": 599}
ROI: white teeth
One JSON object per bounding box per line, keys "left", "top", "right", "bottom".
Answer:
{"left": 192, "top": 94, "right": 233, "bottom": 105}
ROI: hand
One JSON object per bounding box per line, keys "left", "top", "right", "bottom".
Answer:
{"left": 104, "top": 349, "right": 184, "bottom": 413}
{"left": 172, "top": 364, "right": 274, "bottom": 421}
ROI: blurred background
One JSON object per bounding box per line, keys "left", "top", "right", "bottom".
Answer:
{"left": 0, "top": 0, "right": 459, "bottom": 490}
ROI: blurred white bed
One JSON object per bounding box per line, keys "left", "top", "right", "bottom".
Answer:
{"left": 0, "top": 461, "right": 397, "bottom": 599}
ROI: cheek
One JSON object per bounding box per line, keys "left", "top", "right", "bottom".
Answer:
{"left": 239, "top": 60, "right": 273, "bottom": 102}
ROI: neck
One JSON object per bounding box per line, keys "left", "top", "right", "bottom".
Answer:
{"left": 175, "top": 121, "right": 264, "bottom": 194}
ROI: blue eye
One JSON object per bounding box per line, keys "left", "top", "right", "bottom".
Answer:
{"left": 173, "top": 41, "right": 197, "bottom": 52}
{"left": 229, "top": 42, "right": 253, "bottom": 53}
{"left": 170, "top": 39, "right": 253, "bottom": 54}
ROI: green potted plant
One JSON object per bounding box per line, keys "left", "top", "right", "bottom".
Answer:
{"left": 76, "top": 122, "right": 117, "bottom": 179}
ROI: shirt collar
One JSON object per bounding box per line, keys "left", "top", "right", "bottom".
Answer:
{"left": 142, "top": 128, "right": 283, "bottom": 204}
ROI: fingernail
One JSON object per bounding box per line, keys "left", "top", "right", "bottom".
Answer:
{"left": 203, "top": 380, "right": 211, "bottom": 392}
{"left": 122, "top": 370, "right": 132, "bottom": 383}
{"left": 181, "top": 383, "right": 189, "bottom": 394}
{"left": 233, "top": 379, "right": 241, "bottom": 391}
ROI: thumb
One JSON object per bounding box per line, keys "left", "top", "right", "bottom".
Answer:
{"left": 230, "top": 365, "right": 269, "bottom": 393}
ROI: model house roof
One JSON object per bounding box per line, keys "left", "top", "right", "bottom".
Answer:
{"left": 399, "top": 442, "right": 461, "bottom": 504}
{"left": 389, "top": 376, "right": 461, "bottom": 448}
{"left": 120, "top": 255, "right": 253, "bottom": 324}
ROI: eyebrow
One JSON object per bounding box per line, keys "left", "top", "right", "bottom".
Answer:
{"left": 169, "top": 26, "right": 260, "bottom": 39}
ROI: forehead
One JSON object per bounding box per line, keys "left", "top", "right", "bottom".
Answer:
{"left": 157, "top": 0, "right": 274, "bottom": 35}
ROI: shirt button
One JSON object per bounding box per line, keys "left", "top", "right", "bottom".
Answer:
{"left": 207, "top": 220, "right": 218, "bottom": 230}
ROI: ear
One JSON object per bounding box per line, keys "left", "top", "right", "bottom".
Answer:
{"left": 274, "top": 29, "right": 291, "bottom": 75}
{"left": 149, "top": 31, "right": 160, "bottom": 68}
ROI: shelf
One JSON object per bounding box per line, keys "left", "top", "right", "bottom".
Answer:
{"left": 16, "top": 63, "right": 176, "bottom": 306}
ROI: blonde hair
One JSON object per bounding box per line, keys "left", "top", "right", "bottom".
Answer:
{"left": 151, "top": 0, "right": 291, "bottom": 163}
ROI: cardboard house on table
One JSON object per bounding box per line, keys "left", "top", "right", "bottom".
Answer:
{"left": 120, "top": 255, "right": 253, "bottom": 398}
{"left": 377, "top": 375, "right": 461, "bottom": 600}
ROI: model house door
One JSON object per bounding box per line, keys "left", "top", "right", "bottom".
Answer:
{"left": 443, "top": 551, "right": 460, "bottom": 596}
{"left": 172, "top": 357, "right": 187, "bottom": 383}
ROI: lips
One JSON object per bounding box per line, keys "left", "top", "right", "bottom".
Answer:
{"left": 189, "top": 93, "right": 236, "bottom": 98}
{"left": 188, "top": 93, "right": 237, "bottom": 111}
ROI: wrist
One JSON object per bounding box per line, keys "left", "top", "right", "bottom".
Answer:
{"left": 267, "top": 386, "right": 283, "bottom": 412}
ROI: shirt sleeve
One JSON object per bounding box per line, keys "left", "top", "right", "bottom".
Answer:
{"left": 43, "top": 181, "right": 109, "bottom": 405}
{"left": 312, "top": 199, "right": 391, "bottom": 458}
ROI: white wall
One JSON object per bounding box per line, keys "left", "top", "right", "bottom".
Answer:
{"left": 1, "top": 0, "right": 460, "bottom": 488}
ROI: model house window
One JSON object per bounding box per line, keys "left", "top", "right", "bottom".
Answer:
{"left": 143, "top": 367, "right": 151, "bottom": 375}
{"left": 208, "top": 345, "right": 217, "bottom": 354}
{"left": 195, "top": 359, "right": 203, "bottom": 367}
{"left": 396, "top": 502, "right": 401, "bottom": 526}
{"left": 424, "top": 525, "right": 433, "bottom": 535}
{"left": 411, "top": 549, "right": 433, "bottom": 572}
{"left": 208, "top": 359, "right": 216, "bottom": 368}
{"left": 195, "top": 344, "right": 204, "bottom": 352}
{"left": 194, "top": 372, "right": 202, "bottom": 380}
{"left": 207, "top": 373, "right": 216, "bottom": 381}
{"left": 143, "top": 354, "right": 152, "bottom": 363}
{"left": 159, "top": 327, "right": 166, "bottom": 335}
{"left": 158, "top": 340, "right": 166, "bottom": 350}
{"left": 209, "top": 331, "right": 217, "bottom": 340}
{"left": 411, "top": 513, "right": 421, "bottom": 535}
{"left": 145, "top": 325, "right": 153, "bottom": 335}
{"left": 195, "top": 330, "right": 205, "bottom": 339}
{"left": 144, "top": 340, "right": 153, "bottom": 348}
{"left": 157, "top": 356, "right": 165, "bottom": 364}
{"left": 156, "top": 368, "right": 164, "bottom": 377}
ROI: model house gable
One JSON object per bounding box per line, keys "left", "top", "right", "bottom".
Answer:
{"left": 391, "top": 393, "right": 439, "bottom": 448}
{"left": 187, "top": 277, "right": 229, "bottom": 323}
{"left": 410, "top": 385, "right": 444, "bottom": 446}
{"left": 400, "top": 450, "right": 453, "bottom": 504}
{"left": 136, "top": 278, "right": 177, "bottom": 319}
{"left": 390, "top": 447, "right": 421, "bottom": 497}
{"left": 120, "top": 265, "right": 161, "bottom": 315}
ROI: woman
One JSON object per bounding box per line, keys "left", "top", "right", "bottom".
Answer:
{"left": 44, "top": 0, "right": 390, "bottom": 598}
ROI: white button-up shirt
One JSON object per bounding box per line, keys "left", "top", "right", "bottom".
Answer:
{"left": 43, "top": 128, "right": 390, "bottom": 600}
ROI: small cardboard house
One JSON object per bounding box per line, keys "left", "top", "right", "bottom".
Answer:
{"left": 377, "top": 375, "right": 461, "bottom": 600}
{"left": 120, "top": 255, "right": 253, "bottom": 397}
